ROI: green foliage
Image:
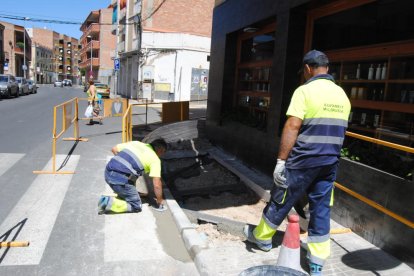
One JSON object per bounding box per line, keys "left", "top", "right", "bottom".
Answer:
{"left": 340, "top": 148, "right": 360, "bottom": 161}
{"left": 16, "top": 42, "right": 25, "bottom": 49}
{"left": 342, "top": 138, "right": 414, "bottom": 180}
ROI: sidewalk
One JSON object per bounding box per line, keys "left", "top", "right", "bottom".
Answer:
{"left": 149, "top": 120, "right": 413, "bottom": 276}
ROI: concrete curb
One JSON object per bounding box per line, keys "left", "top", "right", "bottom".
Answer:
{"left": 164, "top": 188, "right": 209, "bottom": 260}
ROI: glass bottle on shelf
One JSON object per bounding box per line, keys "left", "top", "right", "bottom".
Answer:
{"left": 360, "top": 112, "right": 367, "bottom": 126}
{"left": 373, "top": 112, "right": 380, "bottom": 128}
{"left": 368, "top": 64, "right": 374, "bottom": 80}
{"left": 356, "top": 64, "right": 361, "bottom": 79}
{"left": 375, "top": 64, "right": 381, "bottom": 80}
{"left": 378, "top": 89, "right": 384, "bottom": 101}
{"left": 371, "top": 89, "right": 377, "bottom": 101}
{"left": 381, "top": 63, "right": 387, "bottom": 80}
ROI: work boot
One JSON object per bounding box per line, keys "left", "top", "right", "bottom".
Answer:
{"left": 243, "top": 225, "right": 272, "bottom": 252}
{"left": 98, "top": 196, "right": 110, "bottom": 214}
{"left": 309, "top": 263, "right": 323, "bottom": 276}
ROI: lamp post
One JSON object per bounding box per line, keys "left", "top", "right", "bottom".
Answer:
{"left": 87, "top": 35, "right": 92, "bottom": 80}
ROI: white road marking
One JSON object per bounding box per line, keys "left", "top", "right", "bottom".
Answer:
{"left": 0, "top": 153, "right": 25, "bottom": 177}
{"left": 103, "top": 156, "right": 166, "bottom": 262}
{"left": 0, "top": 155, "right": 80, "bottom": 266}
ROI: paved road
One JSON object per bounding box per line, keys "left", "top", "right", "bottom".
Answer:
{"left": 0, "top": 86, "right": 197, "bottom": 275}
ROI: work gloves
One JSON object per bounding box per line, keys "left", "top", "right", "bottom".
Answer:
{"left": 273, "top": 159, "right": 286, "bottom": 186}
{"left": 151, "top": 203, "right": 168, "bottom": 212}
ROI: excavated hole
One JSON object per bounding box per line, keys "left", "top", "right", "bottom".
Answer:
{"left": 162, "top": 153, "right": 268, "bottom": 240}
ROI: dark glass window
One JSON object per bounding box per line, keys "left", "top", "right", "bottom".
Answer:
{"left": 240, "top": 32, "right": 275, "bottom": 63}
{"left": 313, "top": 0, "right": 414, "bottom": 50}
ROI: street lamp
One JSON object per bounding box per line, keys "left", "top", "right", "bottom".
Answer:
{"left": 87, "top": 35, "right": 92, "bottom": 80}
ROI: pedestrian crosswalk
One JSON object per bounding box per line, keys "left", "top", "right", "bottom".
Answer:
{"left": 0, "top": 153, "right": 24, "bottom": 177}
{"left": 0, "top": 153, "right": 170, "bottom": 269}
{"left": 0, "top": 154, "right": 79, "bottom": 265}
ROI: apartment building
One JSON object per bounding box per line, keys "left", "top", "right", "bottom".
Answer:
{"left": 111, "top": 0, "right": 214, "bottom": 101}
{"left": 29, "top": 28, "right": 80, "bottom": 83}
{"left": 1, "top": 21, "right": 31, "bottom": 78}
{"left": 79, "top": 8, "right": 116, "bottom": 86}
{"left": 30, "top": 43, "right": 53, "bottom": 84}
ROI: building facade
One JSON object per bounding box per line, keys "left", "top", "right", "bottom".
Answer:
{"left": 30, "top": 43, "right": 53, "bottom": 84}
{"left": 1, "top": 21, "right": 32, "bottom": 78}
{"left": 29, "top": 28, "right": 80, "bottom": 83}
{"left": 0, "top": 24, "right": 4, "bottom": 74}
{"left": 207, "top": 0, "right": 414, "bottom": 267}
{"left": 79, "top": 8, "right": 116, "bottom": 86}
{"left": 111, "top": 0, "right": 214, "bottom": 101}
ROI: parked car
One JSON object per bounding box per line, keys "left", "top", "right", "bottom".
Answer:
{"left": 0, "top": 74, "right": 19, "bottom": 98}
{"left": 15, "top": 77, "right": 29, "bottom": 95}
{"left": 95, "top": 83, "right": 110, "bottom": 98}
{"left": 62, "top": 79, "right": 72, "bottom": 86}
{"left": 54, "top": 80, "right": 63, "bottom": 87}
{"left": 27, "top": 80, "right": 38, "bottom": 94}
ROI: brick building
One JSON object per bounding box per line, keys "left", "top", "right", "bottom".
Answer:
{"left": 79, "top": 8, "right": 116, "bottom": 86}
{"left": 1, "top": 21, "right": 31, "bottom": 78}
{"left": 111, "top": 0, "right": 214, "bottom": 101}
{"left": 29, "top": 28, "right": 80, "bottom": 83}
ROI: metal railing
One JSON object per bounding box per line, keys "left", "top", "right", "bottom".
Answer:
{"left": 335, "top": 131, "right": 414, "bottom": 228}
{"left": 121, "top": 99, "right": 207, "bottom": 143}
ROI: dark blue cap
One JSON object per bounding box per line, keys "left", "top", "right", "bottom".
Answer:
{"left": 303, "top": 50, "right": 329, "bottom": 66}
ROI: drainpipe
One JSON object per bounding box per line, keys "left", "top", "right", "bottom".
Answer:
{"left": 173, "top": 50, "right": 177, "bottom": 101}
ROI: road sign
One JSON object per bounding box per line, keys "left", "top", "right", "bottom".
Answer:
{"left": 114, "top": 58, "right": 120, "bottom": 71}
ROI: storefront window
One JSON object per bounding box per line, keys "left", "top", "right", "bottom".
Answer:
{"left": 240, "top": 32, "right": 275, "bottom": 63}
{"left": 313, "top": 0, "right": 414, "bottom": 50}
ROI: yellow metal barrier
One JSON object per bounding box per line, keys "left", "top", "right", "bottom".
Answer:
{"left": 339, "top": 131, "right": 414, "bottom": 228}
{"left": 78, "top": 97, "right": 128, "bottom": 120}
{"left": 346, "top": 131, "right": 414, "bottom": 154}
{"left": 33, "top": 98, "right": 88, "bottom": 174}
{"left": 122, "top": 104, "right": 133, "bottom": 143}
{"left": 121, "top": 100, "right": 191, "bottom": 143}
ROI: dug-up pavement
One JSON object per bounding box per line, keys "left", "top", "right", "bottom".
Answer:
{"left": 141, "top": 119, "right": 414, "bottom": 276}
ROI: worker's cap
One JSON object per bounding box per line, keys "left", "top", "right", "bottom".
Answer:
{"left": 303, "top": 50, "right": 329, "bottom": 67}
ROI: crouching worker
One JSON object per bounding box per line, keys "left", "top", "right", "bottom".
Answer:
{"left": 98, "top": 138, "right": 168, "bottom": 214}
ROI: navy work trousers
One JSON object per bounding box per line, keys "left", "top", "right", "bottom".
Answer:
{"left": 263, "top": 162, "right": 338, "bottom": 237}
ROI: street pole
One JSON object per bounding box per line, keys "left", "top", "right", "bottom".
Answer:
{"left": 87, "top": 35, "right": 92, "bottom": 81}
{"left": 23, "top": 18, "right": 27, "bottom": 78}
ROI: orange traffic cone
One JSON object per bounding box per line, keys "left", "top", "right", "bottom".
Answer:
{"left": 276, "top": 214, "right": 302, "bottom": 271}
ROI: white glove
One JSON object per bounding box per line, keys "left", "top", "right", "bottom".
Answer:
{"left": 152, "top": 203, "right": 168, "bottom": 212}
{"left": 273, "top": 159, "right": 286, "bottom": 186}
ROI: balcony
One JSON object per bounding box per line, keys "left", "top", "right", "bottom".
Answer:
{"left": 78, "top": 57, "right": 99, "bottom": 69}
{"left": 80, "top": 24, "right": 100, "bottom": 42}
{"left": 79, "top": 40, "right": 100, "bottom": 56}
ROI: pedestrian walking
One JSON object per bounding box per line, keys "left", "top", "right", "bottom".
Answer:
{"left": 244, "top": 50, "right": 351, "bottom": 276}
{"left": 98, "top": 139, "right": 168, "bottom": 214}
{"left": 86, "top": 79, "right": 103, "bottom": 125}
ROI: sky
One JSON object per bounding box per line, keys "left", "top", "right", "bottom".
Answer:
{"left": 0, "top": 0, "right": 110, "bottom": 39}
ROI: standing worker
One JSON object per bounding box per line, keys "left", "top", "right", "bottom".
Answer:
{"left": 244, "top": 50, "right": 351, "bottom": 276}
{"left": 98, "top": 139, "right": 168, "bottom": 214}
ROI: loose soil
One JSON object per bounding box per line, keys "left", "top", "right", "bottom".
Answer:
{"left": 162, "top": 145, "right": 289, "bottom": 242}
